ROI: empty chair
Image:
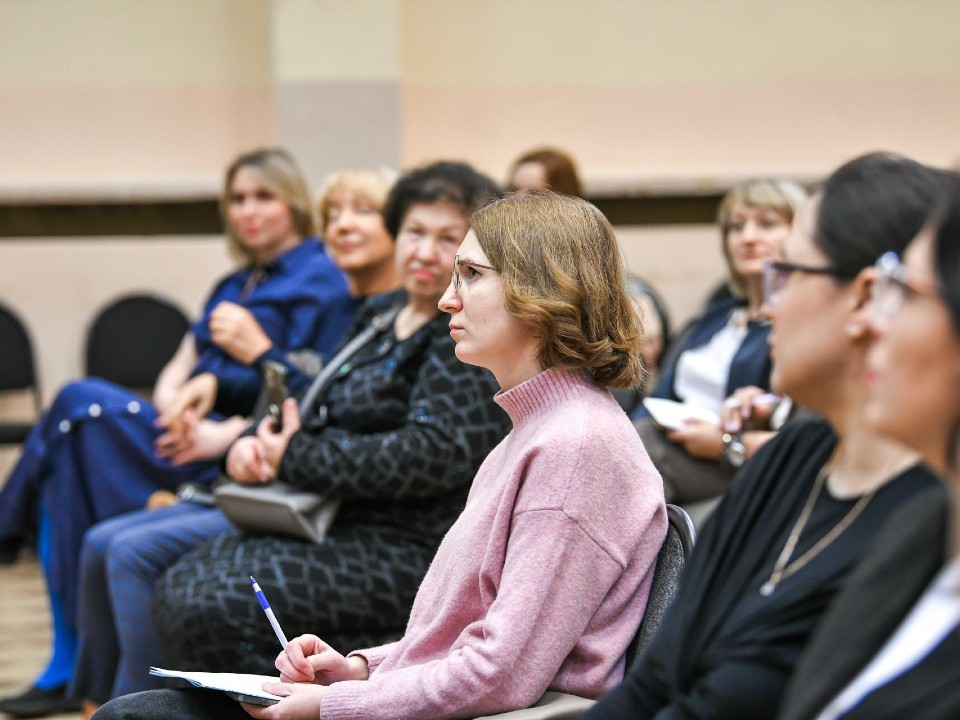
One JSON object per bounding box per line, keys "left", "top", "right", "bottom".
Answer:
{"left": 84, "top": 294, "right": 190, "bottom": 392}
{"left": 0, "top": 300, "right": 41, "bottom": 445}
{"left": 478, "top": 504, "right": 696, "bottom": 720}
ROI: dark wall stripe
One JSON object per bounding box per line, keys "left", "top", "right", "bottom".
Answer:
{"left": 0, "top": 193, "right": 724, "bottom": 238}
{"left": 0, "top": 201, "right": 222, "bottom": 238}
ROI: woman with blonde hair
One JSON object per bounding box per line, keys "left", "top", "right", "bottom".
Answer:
{"left": 94, "top": 190, "right": 666, "bottom": 720}
{"left": 632, "top": 179, "right": 807, "bottom": 506}
{"left": 0, "top": 148, "right": 356, "bottom": 719}
{"left": 52, "top": 166, "right": 401, "bottom": 718}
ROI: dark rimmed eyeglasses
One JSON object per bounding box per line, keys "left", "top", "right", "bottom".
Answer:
{"left": 871, "top": 251, "right": 937, "bottom": 328}
{"left": 762, "top": 260, "right": 854, "bottom": 309}
{"left": 450, "top": 254, "right": 496, "bottom": 291}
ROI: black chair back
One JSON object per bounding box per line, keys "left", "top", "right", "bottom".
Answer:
{"left": 85, "top": 294, "right": 190, "bottom": 391}
{"left": 626, "top": 503, "right": 696, "bottom": 666}
{"left": 0, "top": 300, "right": 41, "bottom": 444}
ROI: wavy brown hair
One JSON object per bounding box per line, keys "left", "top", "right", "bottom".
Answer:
{"left": 469, "top": 191, "right": 645, "bottom": 388}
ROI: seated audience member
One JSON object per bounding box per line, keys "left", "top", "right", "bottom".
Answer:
{"left": 66, "top": 168, "right": 401, "bottom": 717}
{"left": 0, "top": 148, "right": 357, "bottom": 719}
{"left": 631, "top": 179, "right": 806, "bottom": 505}
{"left": 93, "top": 190, "right": 666, "bottom": 720}
{"left": 583, "top": 153, "right": 947, "bottom": 720}
{"left": 610, "top": 274, "right": 671, "bottom": 414}
{"left": 507, "top": 146, "right": 584, "bottom": 197}
{"left": 778, "top": 173, "right": 960, "bottom": 720}
{"left": 83, "top": 162, "right": 509, "bottom": 702}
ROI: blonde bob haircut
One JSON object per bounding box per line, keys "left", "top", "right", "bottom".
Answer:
{"left": 717, "top": 178, "right": 807, "bottom": 297}
{"left": 316, "top": 167, "right": 398, "bottom": 237}
{"left": 220, "top": 148, "right": 315, "bottom": 264}
{"left": 469, "top": 191, "right": 645, "bottom": 389}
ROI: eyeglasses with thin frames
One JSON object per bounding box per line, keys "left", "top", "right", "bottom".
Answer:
{"left": 451, "top": 254, "right": 496, "bottom": 291}
{"left": 762, "top": 260, "right": 853, "bottom": 309}
{"left": 871, "top": 251, "right": 937, "bottom": 329}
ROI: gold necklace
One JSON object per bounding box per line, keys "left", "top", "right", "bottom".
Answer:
{"left": 759, "top": 467, "right": 877, "bottom": 597}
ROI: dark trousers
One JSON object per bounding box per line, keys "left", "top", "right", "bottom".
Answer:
{"left": 634, "top": 417, "right": 730, "bottom": 505}
{"left": 94, "top": 688, "right": 246, "bottom": 720}
{"left": 152, "top": 524, "right": 436, "bottom": 675}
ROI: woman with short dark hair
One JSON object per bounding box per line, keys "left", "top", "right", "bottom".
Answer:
{"left": 778, "top": 173, "right": 960, "bottom": 720}
{"left": 584, "top": 153, "right": 948, "bottom": 720}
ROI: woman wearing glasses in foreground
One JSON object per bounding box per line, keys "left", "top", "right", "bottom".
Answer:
{"left": 584, "top": 153, "right": 947, "bottom": 720}
{"left": 94, "top": 191, "right": 666, "bottom": 720}
{"left": 778, "top": 174, "right": 960, "bottom": 720}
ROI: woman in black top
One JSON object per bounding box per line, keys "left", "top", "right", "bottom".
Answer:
{"left": 778, "top": 174, "right": 960, "bottom": 719}
{"left": 585, "top": 152, "right": 949, "bottom": 720}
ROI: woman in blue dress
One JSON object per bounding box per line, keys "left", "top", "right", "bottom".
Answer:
{"left": 66, "top": 166, "right": 402, "bottom": 718}
{"left": 0, "top": 148, "right": 358, "bottom": 717}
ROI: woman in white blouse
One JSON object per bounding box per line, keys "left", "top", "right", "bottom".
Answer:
{"left": 632, "top": 179, "right": 806, "bottom": 505}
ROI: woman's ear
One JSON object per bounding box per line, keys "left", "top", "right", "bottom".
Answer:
{"left": 845, "top": 267, "right": 876, "bottom": 340}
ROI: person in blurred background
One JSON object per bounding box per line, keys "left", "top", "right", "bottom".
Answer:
{"left": 631, "top": 179, "right": 806, "bottom": 506}
{"left": 64, "top": 167, "right": 400, "bottom": 719}
{"left": 507, "top": 146, "right": 584, "bottom": 197}
{"left": 584, "top": 152, "right": 946, "bottom": 720}
{"left": 0, "top": 148, "right": 356, "bottom": 719}
{"left": 779, "top": 172, "right": 960, "bottom": 720}
{"left": 145, "top": 160, "right": 508, "bottom": 686}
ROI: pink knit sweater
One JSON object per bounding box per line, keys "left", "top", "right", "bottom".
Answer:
{"left": 321, "top": 369, "right": 666, "bottom": 720}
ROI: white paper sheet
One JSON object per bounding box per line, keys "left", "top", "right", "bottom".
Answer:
{"left": 642, "top": 398, "right": 720, "bottom": 430}
{"left": 149, "top": 667, "right": 282, "bottom": 705}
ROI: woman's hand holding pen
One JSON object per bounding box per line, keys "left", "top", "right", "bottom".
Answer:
{"left": 240, "top": 635, "right": 370, "bottom": 718}
{"left": 275, "top": 634, "right": 370, "bottom": 685}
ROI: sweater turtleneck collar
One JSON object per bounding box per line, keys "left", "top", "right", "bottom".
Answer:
{"left": 494, "top": 368, "right": 596, "bottom": 425}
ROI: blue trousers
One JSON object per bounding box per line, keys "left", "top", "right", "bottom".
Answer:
{"left": 72, "top": 503, "right": 231, "bottom": 703}
{"left": 0, "top": 378, "right": 221, "bottom": 627}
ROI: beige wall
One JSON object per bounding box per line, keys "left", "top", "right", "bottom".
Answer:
{"left": 0, "top": 0, "right": 957, "bottom": 408}
{"left": 399, "top": 0, "right": 960, "bottom": 185}
{"left": 3, "top": 0, "right": 957, "bottom": 193}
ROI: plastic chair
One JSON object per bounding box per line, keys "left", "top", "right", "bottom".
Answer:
{"left": 476, "top": 504, "right": 696, "bottom": 719}
{"left": 85, "top": 294, "right": 190, "bottom": 392}
{"left": 0, "top": 300, "right": 41, "bottom": 445}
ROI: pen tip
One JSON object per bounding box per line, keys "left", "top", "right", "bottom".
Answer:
{"left": 250, "top": 576, "right": 256, "bottom": 584}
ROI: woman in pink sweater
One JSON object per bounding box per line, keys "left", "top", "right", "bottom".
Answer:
{"left": 95, "top": 191, "right": 667, "bottom": 720}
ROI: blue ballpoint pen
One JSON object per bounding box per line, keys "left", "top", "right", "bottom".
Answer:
{"left": 250, "top": 576, "right": 289, "bottom": 648}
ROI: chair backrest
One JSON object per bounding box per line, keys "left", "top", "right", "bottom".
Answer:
{"left": 0, "top": 300, "right": 42, "bottom": 444}
{"left": 85, "top": 294, "right": 190, "bottom": 390}
{"left": 0, "top": 300, "right": 37, "bottom": 395}
{"left": 625, "top": 503, "right": 696, "bottom": 666}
